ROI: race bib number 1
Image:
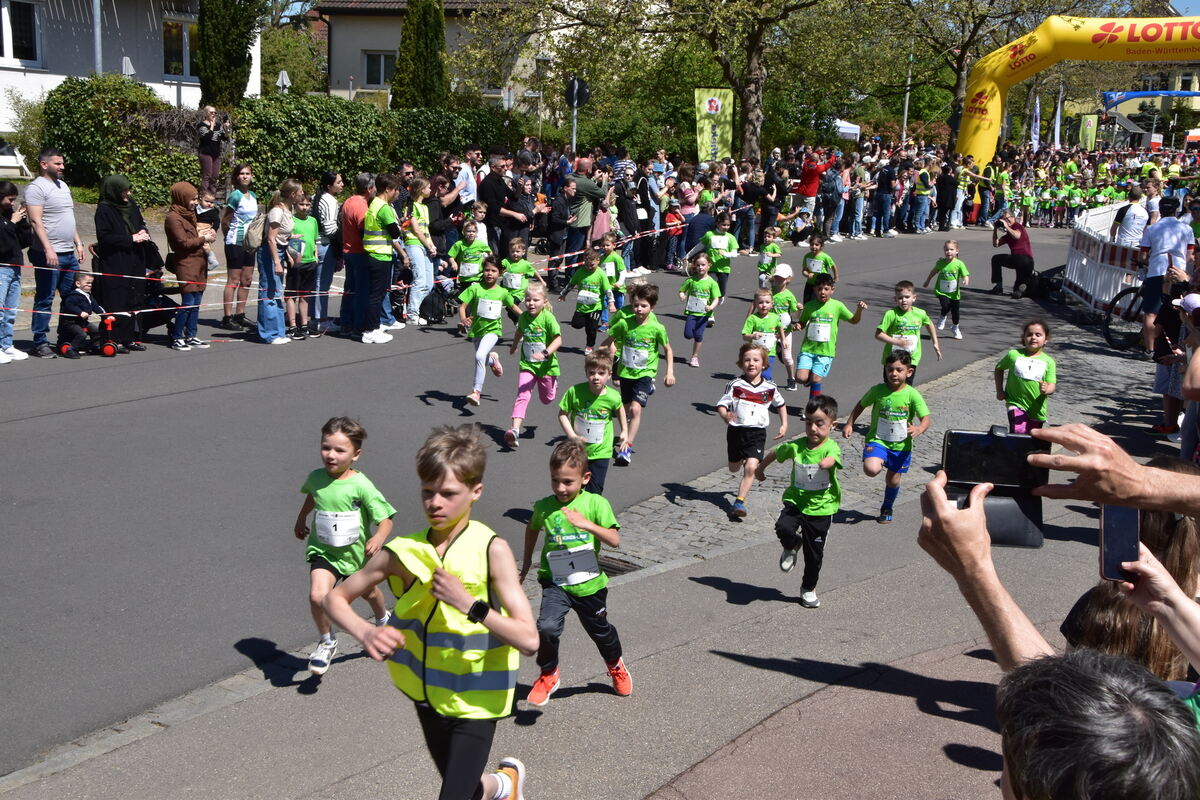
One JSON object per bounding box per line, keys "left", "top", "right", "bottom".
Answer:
{"left": 876, "top": 417, "right": 908, "bottom": 443}
{"left": 547, "top": 545, "right": 601, "bottom": 586}
{"left": 314, "top": 510, "right": 362, "bottom": 547}
{"left": 807, "top": 321, "right": 831, "bottom": 342}
{"left": 1014, "top": 357, "right": 1047, "bottom": 382}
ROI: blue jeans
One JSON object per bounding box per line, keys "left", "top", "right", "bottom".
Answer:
{"left": 851, "top": 197, "right": 864, "bottom": 237}
{"left": 673, "top": 213, "right": 694, "bottom": 265}
{"left": 0, "top": 265, "right": 19, "bottom": 349}
{"left": 30, "top": 250, "right": 79, "bottom": 345}
{"left": 985, "top": 195, "right": 1008, "bottom": 224}
{"left": 977, "top": 189, "right": 993, "bottom": 223}
{"left": 873, "top": 195, "right": 893, "bottom": 234}
{"left": 830, "top": 199, "right": 845, "bottom": 235}
{"left": 913, "top": 194, "right": 931, "bottom": 231}
{"left": 405, "top": 244, "right": 433, "bottom": 319}
{"left": 340, "top": 252, "right": 368, "bottom": 332}
{"left": 951, "top": 188, "right": 966, "bottom": 227}
{"left": 734, "top": 206, "right": 756, "bottom": 251}
{"left": 565, "top": 227, "right": 587, "bottom": 270}
{"left": 379, "top": 255, "right": 399, "bottom": 327}
{"left": 256, "top": 245, "right": 287, "bottom": 342}
{"left": 173, "top": 290, "right": 202, "bottom": 339}
{"left": 311, "top": 241, "right": 340, "bottom": 320}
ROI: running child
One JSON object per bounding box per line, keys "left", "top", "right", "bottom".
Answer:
{"left": 519, "top": 439, "right": 632, "bottom": 706}
{"left": 600, "top": 282, "right": 676, "bottom": 466}
{"left": 769, "top": 264, "right": 801, "bottom": 390}
{"left": 506, "top": 282, "right": 561, "bottom": 447}
{"left": 458, "top": 256, "right": 520, "bottom": 406}
{"left": 679, "top": 252, "right": 721, "bottom": 367}
{"left": 754, "top": 394, "right": 842, "bottom": 609}
{"left": 322, "top": 424, "right": 536, "bottom": 800}
{"left": 841, "top": 352, "right": 931, "bottom": 524}
{"left": 922, "top": 240, "right": 970, "bottom": 339}
{"left": 448, "top": 221, "right": 491, "bottom": 293}
{"left": 718, "top": 342, "right": 788, "bottom": 518}
{"left": 599, "top": 231, "right": 627, "bottom": 323}
{"left": 685, "top": 211, "right": 739, "bottom": 323}
{"left": 559, "top": 249, "right": 616, "bottom": 355}
{"left": 558, "top": 351, "right": 629, "bottom": 495}
{"left": 796, "top": 273, "right": 867, "bottom": 399}
{"left": 285, "top": 194, "right": 318, "bottom": 340}
{"left": 741, "top": 287, "right": 787, "bottom": 382}
{"left": 801, "top": 235, "right": 838, "bottom": 303}
{"left": 757, "top": 226, "right": 783, "bottom": 288}
{"left": 873, "top": 280, "right": 941, "bottom": 385}
{"left": 994, "top": 319, "right": 1057, "bottom": 434}
{"left": 293, "top": 417, "right": 396, "bottom": 676}
{"left": 500, "top": 236, "right": 543, "bottom": 324}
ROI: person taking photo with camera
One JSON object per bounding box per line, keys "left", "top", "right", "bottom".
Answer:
{"left": 989, "top": 209, "right": 1035, "bottom": 299}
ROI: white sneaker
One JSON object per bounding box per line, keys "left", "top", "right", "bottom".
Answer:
{"left": 2, "top": 346, "right": 28, "bottom": 360}
{"left": 936, "top": 317, "right": 946, "bottom": 330}
{"left": 371, "top": 611, "right": 392, "bottom": 627}
{"left": 0, "top": 350, "right": 11, "bottom": 364}
{"left": 800, "top": 591, "right": 821, "bottom": 608}
{"left": 884, "top": 230, "right": 897, "bottom": 238}
{"left": 308, "top": 639, "right": 338, "bottom": 676}
{"left": 416, "top": 317, "right": 430, "bottom": 326}
{"left": 952, "top": 325, "right": 962, "bottom": 339}
{"left": 363, "top": 329, "right": 393, "bottom": 344}
{"left": 383, "top": 320, "right": 406, "bottom": 331}
{"left": 828, "top": 234, "right": 844, "bottom": 243}
{"left": 269, "top": 336, "right": 290, "bottom": 345}
{"left": 779, "top": 548, "right": 797, "bottom": 572}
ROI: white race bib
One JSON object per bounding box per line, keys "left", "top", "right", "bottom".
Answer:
{"left": 893, "top": 334, "right": 918, "bottom": 354}
{"left": 877, "top": 417, "right": 908, "bottom": 443}
{"left": 734, "top": 400, "right": 770, "bottom": 427}
{"left": 778, "top": 312, "right": 791, "bottom": 330}
{"left": 577, "top": 289, "right": 600, "bottom": 306}
{"left": 477, "top": 298, "right": 502, "bottom": 320}
{"left": 792, "top": 463, "right": 831, "bottom": 491}
{"left": 459, "top": 261, "right": 481, "bottom": 278}
{"left": 805, "top": 257, "right": 826, "bottom": 275}
{"left": 686, "top": 294, "right": 709, "bottom": 314}
{"left": 1014, "top": 356, "right": 1047, "bottom": 382}
{"left": 603, "top": 262, "right": 616, "bottom": 279}
{"left": 522, "top": 340, "right": 547, "bottom": 361}
{"left": 937, "top": 278, "right": 957, "bottom": 294}
{"left": 622, "top": 345, "right": 650, "bottom": 369}
{"left": 574, "top": 415, "right": 606, "bottom": 444}
{"left": 547, "top": 544, "right": 601, "bottom": 587}
{"left": 500, "top": 271, "right": 523, "bottom": 290}
{"left": 314, "top": 510, "right": 361, "bottom": 547}
{"left": 807, "top": 321, "right": 831, "bottom": 342}
{"left": 752, "top": 332, "right": 777, "bottom": 352}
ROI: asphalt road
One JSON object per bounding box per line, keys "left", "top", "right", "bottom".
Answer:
{"left": 0, "top": 225, "right": 1072, "bottom": 776}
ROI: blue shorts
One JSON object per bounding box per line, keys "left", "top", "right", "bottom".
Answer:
{"left": 862, "top": 442, "right": 912, "bottom": 474}
{"left": 796, "top": 352, "right": 834, "bottom": 377}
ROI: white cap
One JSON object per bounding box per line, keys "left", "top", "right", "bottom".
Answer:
{"left": 772, "top": 263, "right": 793, "bottom": 280}
{"left": 1172, "top": 293, "right": 1200, "bottom": 314}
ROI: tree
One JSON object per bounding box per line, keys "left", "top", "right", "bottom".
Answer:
{"left": 260, "top": 23, "right": 327, "bottom": 95}
{"left": 390, "top": 0, "right": 450, "bottom": 108}
{"left": 197, "top": 0, "right": 269, "bottom": 108}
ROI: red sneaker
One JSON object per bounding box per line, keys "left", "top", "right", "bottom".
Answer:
{"left": 526, "top": 668, "right": 560, "bottom": 706}
{"left": 1152, "top": 424, "right": 1180, "bottom": 435}
{"left": 607, "top": 658, "right": 632, "bottom": 696}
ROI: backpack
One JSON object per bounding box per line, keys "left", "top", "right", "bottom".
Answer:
{"left": 242, "top": 211, "right": 267, "bottom": 251}
{"left": 818, "top": 170, "right": 839, "bottom": 201}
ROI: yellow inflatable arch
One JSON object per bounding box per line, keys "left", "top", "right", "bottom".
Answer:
{"left": 958, "top": 14, "right": 1200, "bottom": 164}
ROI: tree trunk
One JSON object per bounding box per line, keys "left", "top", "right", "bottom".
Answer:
{"left": 739, "top": 43, "right": 766, "bottom": 162}
{"left": 947, "top": 66, "right": 970, "bottom": 153}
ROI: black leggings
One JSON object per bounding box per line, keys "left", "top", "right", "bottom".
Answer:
{"left": 937, "top": 295, "right": 961, "bottom": 325}
{"left": 414, "top": 702, "right": 497, "bottom": 800}
{"left": 774, "top": 506, "right": 832, "bottom": 592}
{"left": 572, "top": 309, "right": 602, "bottom": 347}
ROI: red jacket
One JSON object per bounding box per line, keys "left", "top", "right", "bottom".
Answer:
{"left": 798, "top": 156, "right": 837, "bottom": 198}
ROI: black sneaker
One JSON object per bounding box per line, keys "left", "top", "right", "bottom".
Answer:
{"left": 126, "top": 342, "right": 146, "bottom": 351}
{"left": 287, "top": 326, "right": 306, "bottom": 341}
{"left": 785, "top": 379, "right": 798, "bottom": 391}
{"left": 233, "top": 313, "right": 256, "bottom": 330}
{"left": 185, "top": 337, "right": 211, "bottom": 349}
{"left": 988, "top": 284, "right": 1004, "bottom": 295}
{"left": 31, "top": 342, "right": 57, "bottom": 358}
{"left": 218, "top": 316, "right": 239, "bottom": 331}
{"left": 307, "top": 321, "right": 322, "bottom": 338}
{"left": 61, "top": 345, "right": 81, "bottom": 359}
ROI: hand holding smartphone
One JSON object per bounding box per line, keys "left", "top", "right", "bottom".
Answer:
{"left": 1099, "top": 505, "right": 1140, "bottom": 582}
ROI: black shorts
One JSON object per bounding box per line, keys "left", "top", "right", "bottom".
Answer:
{"left": 285, "top": 266, "right": 317, "bottom": 296}
{"left": 224, "top": 243, "right": 256, "bottom": 270}
{"left": 619, "top": 375, "right": 655, "bottom": 407}
{"left": 727, "top": 425, "right": 767, "bottom": 463}
{"left": 308, "top": 555, "right": 348, "bottom": 580}
{"left": 1141, "top": 275, "right": 1166, "bottom": 316}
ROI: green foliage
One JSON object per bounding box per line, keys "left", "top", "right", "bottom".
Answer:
{"left": 390, "top": 0, "right": 450, "bottom": 109}
{"left": 260, "top": 24, "right": 327, "bottom": 96}
{"left": 198, "top": 0, "right": 268, "bottom": 108}
{"left": 41, "top": 74, "right": 195, "bottom": 206}
{"left": 3, "top": 87, "right": 45, "bottom": 173}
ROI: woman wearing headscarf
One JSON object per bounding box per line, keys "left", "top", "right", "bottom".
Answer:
{"left": 164, "top": 181, "right": 216, "bottom": 351}
{"left": 93, "top": 174, "right": 152, "bottom": 351}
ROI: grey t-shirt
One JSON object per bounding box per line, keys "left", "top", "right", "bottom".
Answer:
{"left": 24, "top": 176, "right": 77, "bottom": 253}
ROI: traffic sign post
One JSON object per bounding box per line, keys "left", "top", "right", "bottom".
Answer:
{"left": 566, "top": 76, "right": 589, "bottom": 154}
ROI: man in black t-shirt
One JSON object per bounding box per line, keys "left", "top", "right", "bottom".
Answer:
{"left": 873, "top": 163, "right": 897, "bottom": 238}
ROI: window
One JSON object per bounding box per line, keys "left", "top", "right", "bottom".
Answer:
{"left": 1182, "top": 75, "right": 1194, "bottom": 93}
{"left": 0, "top": 0, "right": 42, "bottom": 66}
{"left": 363, "top": 52, "right": 395, "bottom": 88}
{"left": 163, "top": 17, "right": 198, "bottom": 80}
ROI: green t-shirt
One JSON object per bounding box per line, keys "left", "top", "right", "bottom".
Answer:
{"left": 292, "top": 215, "right": 319, "bottom": 264}
{"left": 701, "top": 230, "right": 739, "bottom": 274}
{"left": 516, "top": 307, "right": 561, "bottom": 377}
{"left": 775, "top": 437, "right": 843, "bottom": 515}
{"left": 608, "top": 315, "right": 669, "bottom": 380}
{"left": 301, "top": 469, "right": 397, "bottom": 577}
{"left": 741, "top": 311, "right": 784, "bottom": 354}
{"left": 459, "top": 282, "right": 511, "bottom": 338}
{"left": 758, "top": 242, "right": 782, "bottom": 274}
{"left": 931, "top": 258, "right": 969, "bottom": 300}
{"left": 600, "top": 252, "right": 626, "bottom": 288}
{"left": 878, "top": 306, "right": 932, "bottom": 366}
{"left": 403, "top": 201, "right": 428, "bottom": 247}
{"left": 858, "top": 383, "right": 930, "bottom": 452}
{"left": 567, "top": 267, "right": 613, "bottom": 313}
{"left": 500, "top": 257, "right": 538, "bottom": 303}
{"left": 772, "top": 288, "right": 799, "bottom": 330}
{"left": 799, "top": 298, "right": 854, "bottom": 357}
{"left": 996, "top": 348, "right": 1057, "bottom": 420}
{"left": 681, "top": 275, "right": 722, "bottom": 316}
{"left": 448, "top": 238, "right": 491, "bottom": 284}
{"left": 803, "top": 252, "right": 837, "bottom": 285}
{"left": 559, "top": 382, "right": 623, "bottom": 460}
{"left": 530, "top": 490, "right": 620, "bottom": 597}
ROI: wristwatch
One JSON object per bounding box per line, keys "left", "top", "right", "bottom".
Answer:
{"left": 467, "top": 600, "right": 491, "bottom": 624}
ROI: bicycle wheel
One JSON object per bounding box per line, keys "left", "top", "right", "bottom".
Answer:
{"left": 1102, "top": 286, "right": 1143, "bottom": 351}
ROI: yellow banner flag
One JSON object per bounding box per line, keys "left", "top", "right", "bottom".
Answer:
{"left": 695, "top": 89, "right": 734, "bottom": 163}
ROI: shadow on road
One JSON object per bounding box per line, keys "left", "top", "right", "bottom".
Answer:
{"left": 662, "top": 481, "right": 727, "bottom": 511}
{"left": 234, "top": 636, "right": 368, "bottom": 694}
{"left": 688, "top": 575, "right": 804, "bottom": 606}
{"left": 416, "top": 389, "right": 478, "bottom": 416}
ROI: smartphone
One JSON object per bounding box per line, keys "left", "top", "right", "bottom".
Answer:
{"left": 1100, "top": 505, "right": 1140, "bottom": 582}
{"left": 941, "top": 429, "right": 1050, "bottom": 490}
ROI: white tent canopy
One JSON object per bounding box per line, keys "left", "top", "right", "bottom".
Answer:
{"left": 835, "top": 119, "right": 861, "bottom": 141}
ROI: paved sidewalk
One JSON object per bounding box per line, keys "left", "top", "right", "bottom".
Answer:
{"left": 0, "top": 286, "right": 1169, "bottom": 798}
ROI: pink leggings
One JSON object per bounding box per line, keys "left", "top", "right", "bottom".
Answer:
{"left": 512, "top": 371, "right": 558, "bottom": 419}
{"left": 1007, "top": 406, "right": 1044, "bottom": 435}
